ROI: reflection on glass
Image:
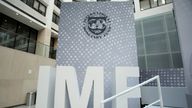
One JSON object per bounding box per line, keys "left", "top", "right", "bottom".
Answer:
{"left": 15, "top": 35, "right": 28, "bottom": 51}
{"left": 136, "top": 12, "right": 183, "bottom": 68}
{"left": 140, "top": 0, "right": 150, "bottom": 10}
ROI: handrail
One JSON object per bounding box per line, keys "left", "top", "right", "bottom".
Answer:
{"left": 100, "top": 75, "right": 164, "bottom": 108}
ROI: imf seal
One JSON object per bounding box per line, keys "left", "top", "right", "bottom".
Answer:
{"left": 83, "top": 12, "right": 111, "bottom": 39}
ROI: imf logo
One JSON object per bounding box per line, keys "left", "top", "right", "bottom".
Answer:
{"left": 83, "top": 12, "right": 111, "bottom": 39}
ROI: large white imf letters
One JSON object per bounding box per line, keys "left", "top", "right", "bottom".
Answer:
{"left": 53, "top": 66, "right": 140, "bottom": 108}
{"left": 116, "top": 67, "right": 141, "bottom": 108}
{"left": 54, "top": 66, "right": 104, "bottom": 108}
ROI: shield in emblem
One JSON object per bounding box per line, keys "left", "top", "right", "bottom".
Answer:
{"left": 88, "top": 16, "right": 107, "bottom": 35}
{"left": 83, "top": 12, "right": 111, "bottom": 39}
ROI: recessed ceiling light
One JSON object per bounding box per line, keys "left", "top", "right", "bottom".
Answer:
{"left": 16, "top": 13, "right": 19, "bottom": 15}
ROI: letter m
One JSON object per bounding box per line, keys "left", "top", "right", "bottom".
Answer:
{"left": 54, "top": 66, "right": 104, "bottom": 108}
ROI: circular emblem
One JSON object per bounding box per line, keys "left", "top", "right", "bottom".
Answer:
{"left": 83, "top": 12, "right": 111, "bottom": 39}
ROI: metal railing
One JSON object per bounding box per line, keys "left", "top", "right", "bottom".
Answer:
{"left": 100, "top": 75, "right": 163, "bottom": 108}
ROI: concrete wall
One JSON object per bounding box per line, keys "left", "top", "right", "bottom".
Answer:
{"left": 0, "top": 46, "right": 55, "bottom": 107}
{"left": 173, "top": 0, "right": 192, "bottom": 107}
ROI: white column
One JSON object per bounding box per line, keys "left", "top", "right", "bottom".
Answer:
{"left": 115, "top": 67, "right": 141, "bottom": 108}
{"left": 134, "top": 0, "right": 141, "bottom": 12}
{"left": 36, "top": 66, "right": 56, "bottom": 108}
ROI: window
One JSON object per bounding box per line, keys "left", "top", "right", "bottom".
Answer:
{"left": 28, "top": 30, "right": 37, "bottom": 53}
{"left": 21, "top": 0, "right": 34, "bottom": 7}
{"left": 39, "top": 3, "right": 46, "bottom": 16}
{"left": 49, "top": 37, "right": 57, "bottom": 59}
{"left": 140, "top": 0, "right": 172, "bottom": 10}
{"left": 15, "top": 23, "right": 30, "bottom": 51}
{"left": 33, "top": 0, "right": 39, "bottom": 10}
{"left": 54, "top": 0, "right": 61, "bottom": 8}
{"left": 135, "top": 12, "right": 183, "bottom": 69}
{"left": 52, "top": 13, "right": 60, "bottom": 25}
{"left": 21, "top": 0, "right": 47, "bottom": 16}
{"left": 0, "top": 13, "right": 38, "bottom": 54}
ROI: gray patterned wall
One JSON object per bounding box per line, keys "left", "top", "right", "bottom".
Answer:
{"left": 140, "top": 68, "right": 185, "bottom": 87}
{"left": 56, "top": 1, "right": 139, "bottom": 108}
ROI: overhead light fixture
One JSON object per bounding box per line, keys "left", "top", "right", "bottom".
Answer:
{"left": 29, "top": 20, "right": 33, "bottom": 23}
{"left": 16, "top": 13, "right": 19, "bottom": 15}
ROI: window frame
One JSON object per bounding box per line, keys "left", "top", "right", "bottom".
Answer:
{"left": 52, "top": 13, "right": 60, "bottom": 25}
{"left": 54, "top": 0, "right": 61, "bottom": 9}
{"left": 139, "top": 0, "right": 173, "bottom": 11}
{"left": 20, "top": 0, "right": 47, "bottom": 16}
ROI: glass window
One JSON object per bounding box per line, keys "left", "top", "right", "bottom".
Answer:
{"left": 0, "top": 13, "right": 38, "bottom": 54}
{"left": 54, "top": 0, "right": 61, "bottom": 8}
{"left": 140, "top": 0, "right": 173, "bottom": 10}
{"left": 33, "top": 0, "right": 39, "bottom": 10}
{"left": 135, "top": 12, "right": 183, "bottom": 69}
{"left": 15, "top": 24, "right": 30, "bottom": 51}
{"left": 169, "top": 31, "right": 180, "bottom": 52}
{"left": 172, "top": 53, "right": 183, "bottom": 68}
{"left": 22, "top": 0, "right": 34, "bottom": 7}
{"left": 138, "top": 56, "right": 146, "bottom": 68}
{"left": 140, "top": 0, "right": 150, "bottom": 10}
{"left": 39, "top": 3, "right": 46, "bottom": 16}
{"left": 143, "top": 16, "right": 165, "bottom": 35}
{"left": 147, "top": 54, "right": 172, "bottom": 68}
{"left": 166, "top": 0, "right": 172, "bottom": 3}
{"left": 28, "top": 30, "right": 37, "bottom": 53}
{"left": 150, "top": 0, "right": 158, "bottom": 8}
{"left": 145, "top": 33, "right": 169, "bottom": 54}
{"left": 135, "top": 21, "right": 142, "bottom": 37}
{"left": 16, "top": 23, "right": 30, "bottom": 37}
{"left": 0, "top": 29, "right": 15, "bottom": 48}
{"left": 136, "top": 37, "right": 145, "bottom": 55}
{"left": 0, "top": 15, "right": 17, "bottom": 32}
{"left": 21, "top": 0, "right": 46, "bottom": 16}
{"left": 158, "top": 0, "right": 166, "bottom": 5}
{"left": 166, "top": 14, "right": 176, "bottom": 31}
{"left": 52, "top": 13, "right": 60, "bottom": 25}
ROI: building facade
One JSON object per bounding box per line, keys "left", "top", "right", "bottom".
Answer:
{"left": 0, "top": 0, "right": 188, "bottom": 107}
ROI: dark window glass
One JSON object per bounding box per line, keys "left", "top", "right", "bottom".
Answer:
{"left": 0, "top": 29, "right": 15, "bottom": 48}
{"left": 172, "top": 53, "right": 183, "bottom": 68}
{"left": 33, "top": 0, "right": 39, "bottom": 10}
{"left": 15, "top": 24, "right": 30, "bottom": 51}
{"left": 54, "top": 0, "right": 61, "bottom": 8}
{"left": 39, "top": 3, "right": 46, "bottom": 16}
{"left": 52, "top": 13, "right": 60, "bottom": 25}
{"left": 49, "top": 37, "right": 56, "bottom": 59}
{"left": 0, "top": 14, "right": 17, "bottom": 32}
{"left": 20, "top": 0, "right": 46, "bottom": 16}
{"left": 28, "top": 30, "right": 37, "bottom": 53}
{"left": 21, "top": 0, "right": 34, "bottom": 7}
{"left": 0, "top": 13, "right": 38, "bottom": 54}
